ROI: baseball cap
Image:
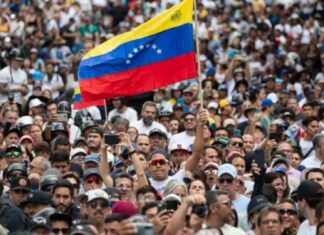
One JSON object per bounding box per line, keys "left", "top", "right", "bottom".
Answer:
{"left": 111, "top": 201, "right": 137, "bottom": 217}
{"left": 207, "top": 101, "right": 218, "bottom": 110}
{"left": 213, "top": 137, "right": 229, "bottom": 146}
{"left": 24, "top": 190, "right": 52, "bottom": 204}
{"left": 4, "top": 127, "right": 21, "bottom": 138}
{"left": 70, "top": 148, "right": 87, "bottom": 160}
{"left": 227, "top": 151, "right": 243, "bottom": 160}
{"left": 70, "top": 224, "right": 98, "bottom": 235}
{"left": 10, "top": 176, "right": 31, "bottom": 192}
{"left": 272, "top": 157, "right": 290, "bottom": 168}
{"left": 19, "top": 135, "right": 33, "bottom": 145}
{"left": 73, "top": 137, "right": 88, "bottom": 147}
{"left": 261, "top": 98, "right": 273, "bottom": 108}
{"left": 29, "top": 98, "right": 44, "bottom": 109}
{"left": 203, "top": 162, "right": 219, "bottom": 170}
{"left": 83, "top": 168, "right": 102, "bottom": 180}
{"left": 149, "top": 128, "right": 167, "bottom": 139}
{"left": 217, "top": 163, "right": 237, "bottom": 178}
{"left": 81, "top": 121, "right": 98, "bottom": 133}
{"left": 297, "top": 180, "right": 324, "bottom": 200}
{"left": 6, "top": 144, "right": 22, "bottom": 153}
{"left": 168, "top": 143, "right": 189, "bottom": 153}
{"left": 87, "top": 189, "right": 109, "bottom": 203}
{"left": 219, "top": 99, "right": 229, "bottom": 108}
{"left": 247, "top": 195, "right": 272, "bottom": 215}
{"left": 84, "top": 153, "right": 100, "bottom": 164}
{"left": 282, "top": 110, "right": 295, "bottom": 120}
{"left": 223, "top": 118, "right": 236, "bottom": 127}
{"left": 7, "top": 162, "right": 27, "bottom": 176}
{"left": 173, "top": 103, "right": 184, "bottom": 111}
{"left": 30, "top": 216, "right": 51, "bottom": 231}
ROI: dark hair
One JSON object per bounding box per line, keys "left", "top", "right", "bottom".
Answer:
{"left": 188, "top": 179, "right": 208, "bottom": 194}
{"left": 105, "top": 213, "right": 129, "bottom": 223}
{"left": 316, "top": 220, "right": 324, "bottom": 235}
{"left": 306, "top": 168, "right": 324, "bottom": 180}
{"left": 302, "top": 116, "right": 318, "bottom": 127}
{"left": 53, "top": 136, "right": 71, "bottom": 152}
{"left": 62, "top": 171, "right": 80, "bottom": 188}
{"left": 215, "top": 127, "right": 230, "bottom": 137}
{"left": 136, "top": 185, "right": 158, "bottom": 199}
{"left": 315, "top": 201, "right": 324, "bottom": 221}
{"left": 257, "top": 207, "right": 282, "bottom": 226}
{"left": 278, "top": 199, "right": 297, "bottom": 209}
{"left": 135, "top": 134, "right": 149, "bottom": 144}
{"left": 262, "top": 184, "right": 277, "bottom": 204}
{"left": 113, "top": 173, "right": 134, "bottom": 187}
{"left": 51, "top": 150, "right": 70, "bottom": 163}
{"left": 142, "top": 202, "right": 159, "bottom": 215}
{"left": 34, "top": 141, "right": 51, "bottom": 155}
{"left": 52, "top": 179, "right": 74, "bottom": 198}
{"left": 264, "top": 172, "right": 290, "bottom": 199}
{"left": 203, "top": 145, "right": 224, "bottom": 162}
{"left": 189, "top": 168, "right": 209, "bottom": 191}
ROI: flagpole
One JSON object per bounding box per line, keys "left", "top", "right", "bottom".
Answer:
{"left": 104, "top": 99, "right": 108, "bottom": 123}
{"left": 193, "top": 0, "right": 203, "bottom": 108}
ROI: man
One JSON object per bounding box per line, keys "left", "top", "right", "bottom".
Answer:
{"left": 87, "top": 127, "right": 103, "bottom": 153}
{"left": 9, "top": 176, "right": 31, "bottom": 208}
{"left": 2, "top": 109, "right": 19, "bottom": 127}
{"left": 83, "top": 168, "right": 103, "bottom": 192}
{"left": 149, "top": 128, "right": 168, "bottom": 151}
{"left": 51, "top": 150, "right": 71, "bottom": 174}
{"left": 277, "top": 142, "right": 301, "bottom": 181}
{"left": 104, "top": 213, "right": 128, "bottom": 235}
{"left": 305, "top": 168, "right": 324, "bottom": 188}
{"left": 135, "top": 134, "right": 152, "bottom": 154}
{"left": 23, "top": 190, "right": 52, "bottom": 218}
{"left": 205, "top": 190, "right": 245, "bottom": 235}
{"left": 300, "top": 134, "right": 324, "bottom": 169}
{"left": 227, "top": 136, "right": 244, "bottom": 154}
{"left": 300, "top": 116, "right": 319, "bottom": 158}
{"left": 131, "top": 101, "right": 167, "bottom": 135}
{"left": 202, "top": 145, "right": 223, "bottom": 166}
{"left": 297, "top": 180, "right": 324, "bottom": 235}
{"left": 242, "top": 134, "right": 254, "bottom": 153}
{"left": 113, "top": 173, "right": 133, "bottom": 201}
{"left": 0, "top": 48, "right": 28, "bottom": 105}
{"left": 217, "top": 163, "right": 250, "bottom": 231}
{"left": 169, "top": 112, "right": 197, "bottom": 149}
{"left": 136, "top": 186, "right": 159, "bottom": 212}
{"left": 5, "top": 144, "right": 23, "bottom": 166}
{"left": 108, "top": 97, "right": 138, "bottom": 123}
{"left": 29, "top": 156, "right": 51, "bottom": 177}
{"left": 169, "top": 143, "right": 190, "bottom": 174}
{"left": 84, "top": 154, "right": 101, "bottom": 171}
{"left": 257, "top": 207, "right": 283, "bottom": 235}
{"left": 158, "top": 110, "right": 173, "bottom": 137}
{"left": 86, "top": 188, "right": 110, "bottom": 234}
{"left": 4, "top": 127, "right": 20, "bottom": 147}
{"left": 261, "top": 98, "right": 274, "bottom": 135}
{"left": 52, "top": 179, "right": 79, "bottom": 220}
{"left": 49, "top": 212, "right": 72, "bottom": 235}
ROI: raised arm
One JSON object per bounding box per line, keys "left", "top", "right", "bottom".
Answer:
{"left": 100, "top": 143, "right": 113, "bottom": 188}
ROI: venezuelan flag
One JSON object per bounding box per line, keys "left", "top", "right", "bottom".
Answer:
{"left": 78, "top": 0, "right": 197, "bottom": 101}
{"left": 73, "top": 87, "right": 104, "bottom": 110}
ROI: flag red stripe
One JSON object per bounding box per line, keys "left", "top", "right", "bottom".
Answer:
{"left": 79, "top": 52, "right": 197, "bottom": 101}
{"left": 73, "top": 100, "right": 105, "bottom": 110}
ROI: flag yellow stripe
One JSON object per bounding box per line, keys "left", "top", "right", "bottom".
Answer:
{"left": 83, "top": 0, "right": 193, "bottom": 60}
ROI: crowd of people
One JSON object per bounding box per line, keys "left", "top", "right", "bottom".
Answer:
{"left": 0, "top": 0, "right": 323, "bottom": 234}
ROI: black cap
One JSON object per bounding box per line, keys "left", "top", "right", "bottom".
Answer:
{"left": 81, "top": 121, "right": 98, "bottom": 133}
{"left": 30, "top": 216, "right": 51, "bottom": 231}
{"left": 297, "top": 180, "right": 324, "bottom": 200}
{"left": 282, "top": 110, "right": 295, "bottom": 120}
{"left": 83, "top": 168, "right": 102, "bottom": 180}
{"left": 149, "top": 128, "right": 167, "bottom": 139}
{"left": 49, "top": 212, "right": 72, "bottom": 227}
{"left": 6, "top": 144, "right": 22, "bottom": 153}
{"left": 7, "top": 162, "right": 27, "bottom": 175}
{"left": 10, "top": 176, "right": 31, "bottom": 192}
{"left": 88, "top": 127, "right": 104, "bottom": 137}
{"left": 247, "top": 195, "right": 272, "bottom": 215}
{"left": 73, "top": 137, "right": 87, "bottom": 147}
{"left": 24, "top": 190, "right": 52, "bottom": 204}
{"left": 4, "top": 127, "right": 21, "bottom": 138}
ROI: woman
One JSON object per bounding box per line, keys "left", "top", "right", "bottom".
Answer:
{"left": 188, "top": 179, "right": 206, "bottom": 196}
{"left": 277, "top": 199, "right": 299, "bottom": 235}
{"left": 264, "top": 172, "right": 290, "bottom": 203}
{"left": 164, "top": 179, "right": 187, "bottom": 201}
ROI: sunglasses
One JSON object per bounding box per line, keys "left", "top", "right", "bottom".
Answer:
{"left": 184, "top": 118, "right": 195, "bottom": 122}
{"left": 279, "top": 209, "right": 297, "bottom": 216}
{"left": 231, "top": 142, "right": 243, "bottom": 147}
{"left": 204, "top": 169, "right": 218, "bottom": 175}
{"left": 89, "top": 200, "right": 108, "bottom": 209}
{"left": 6, "top": 151, "right": 21, "bottom": 158}
{"left": 220, "top": 200, "right": 232, "bottom": 207}
{"left": 218, "top": 178, "right": 234, "bottom": 184}
{"left": 85, "top": 177, "right": 101, "bottom": 184}
{"left": 8, "top": 173, "right": 24, "bottom": 181}
{"left": 149, "top": 159, "right": 169, "bottom": 166}
{"left": 52, "top": 228, "right": 69, "bottom": 234}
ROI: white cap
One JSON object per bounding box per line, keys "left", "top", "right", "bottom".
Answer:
{"left": 168, "top": 143, "right": 189, "bottom": 153}
{"left": 217, "top": 163, "right": 237, "bottom": 178}
{"left": 29, "top": 98, "right": 44, "bottom": 109}
{"left": 207, "top": 101, "right": 218, "bottom": 110}
{"left": 87, "top": 189, "right": 109, "bottom": 203}
{"left": 70, "top": 148, "right": 87, "bottom": 160}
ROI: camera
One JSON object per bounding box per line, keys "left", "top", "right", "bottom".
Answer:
{"left": 192, "top": 204, "right": 207, "bottom": 218}
{"left": 8, "top": 93, "right": 14, "bottom": 103}
{"left": 104, "top": 133, "right": 120, "bottom": 145}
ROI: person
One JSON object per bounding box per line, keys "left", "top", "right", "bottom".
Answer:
{"left": 9, "top": 175, "right": 31, "bottom": 207}
{"left": 149, "top": 128, "right": 168, "bottom": 150}
{"left": 108, "top": 97, "right": 138, "bottom": 123}
{"left": 135, "top": 134, "right": 152, "bottom": 154}
{"left": 305, "top": 168, "right": 324, "bottom": 188}
{"left": 277, "top": 199, "right": 299, "bottom": 235}
{"left": 49, "top": 212, "right": 73, "bottom": 235}
{"left": 257, "top": 207, "right": 283, "bottom": 235}
{"left": 300, "top": 116, "right": 319, "bottom": 158}
{"left": 300, "top": 134, "right": 324, "bottom": 169}
{"left": 23, "top": 190, "right": 52, "bottom": 218}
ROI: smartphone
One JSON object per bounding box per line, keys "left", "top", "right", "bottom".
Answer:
{"left": 192, "top": 204, "right": 207, "bottom": 218}
{"left": 8, "top": 93, "right": 14, "bottom": 103}
{"left": 269, "top": 133, "right": 277, "bottom": 141}
{"left": 134, "top": 223, "right": 153, "bottom": 235}
{"left": 57, "top": 113, "right": 68, "bottom": 123}
{"left": 254, "top": 151, "right": 265, "bottom": 171}
{"left": 104, "top": 133, "right": 120, "bottom": 145}
{"left": 164, "top": 200, "right": 180, "bottom": 211}
{"left": 233, "top": 129, "right": 241, "bottom": 137}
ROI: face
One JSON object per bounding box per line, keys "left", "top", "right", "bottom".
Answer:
{"left": 51, "top": 220, "right": 70, "bottom": 235}
{"left": 87, "top": 133, "right": 102, "bottom": 150}
{"left": 30, "top": 125, "right": 43, "bottom": 143}
{"left": 204, "top": 167, "right": 218, "bottom": 188}
{"left": 53, "top": 187, "right": 73, "bottom": 213}
{"left": 52, "top": 161, "right": 70, "bottom": 174}
{"left": 115, "top": 177, "right": 133, "bottom": 201}
{"left": 5, "top": 111, "right": 18, "bottom": 124}
{"left": 145, "top": 206, "right": 158, "bottom": 223}
{"left": 10, "top": 189, "right": 29, "bottom": 206}
{"left": 83, "top": 175, "right": 102, "bottom": 192}
{"left": 170, "top": 120, "right": 179, "bottom": 134}
{"left": 228, "top": 137, "right": 244, "bottom": 153}
{"left": 160, "top": 116, "right": 171, "bottom": 130}
{"left": 216, "top": 194, "right": 232, "bottom": 219}
{"left": 104, "top": 221, "right": 120, "bottom": 235}
{"left": 290, "top": 153, "right": 301, "bottom": 169}
{"left": 148, "top": 154, "right": 170, "bottom": 181}
{"left": 149, "top": 134, "right": 166, "bottom": 150}
{"left": 136, "top": 135, "right": 151, "bottom": 154}
{"left": 189, "top": 180, "right": 206, "bottom": 196}
{"left": 47, "top": 103, "right": 57, "bottom": 117}
{"left": 172, "top": 185, "right": 187, "bottom": 201}
{"left": 278, "top": 143, "right": 293, "bottom": 160}
{"left": 127, "top": 127, "right": 138, "bottom": 143}
{"left": 203, "top": 147, "right": 222, "bottom": 165}
{"left": 288, "top": 99, "right": 298, "bottom": 111}
{"left": 5, "top": 149, "right": 23, "bottom": 165}
{"left": 302, "top": 106, "right": 313, "bottom": 117}
{"left": 318, "top": 225, "right": 324, "bottom": 235}
{"left": 184, "top": 114, "right": 197, "bottom": 131}
{"left": 271, "top": 177, "right": 285, "bottom": 200}
{"left": 170, "top": 150, "right": 189, "bottom": 169}
{"left": 112, "top": 98, "right": 122, "bottom": 109}
{"left": 259, "top": 212, "right": 282, "bottom": 235}
{"left": 306, "top": 120, "right": 319, "bottom": 137}
{"left": 217, "top": 174, "right": 236, "bottom": 195}
{"left": 24, "top": 203, "right": 48, "bottom": 218}
{"left": 243, "top": 134, "right": 254, "bottom": 152}
{"left": 278, "top": 202, "right": 297, "bottom": 229}
{"left": 215, "top": 129, "right": 229, "bottom": 138}
{"left": 5, "top": 132, "right": 19, "bottom": 146}
{"left": 231, "top": 157, "right": 245, "bottom": 176}
{"left": 141, "top": 105, "right": 156, "bottom": 126}
{"left": 307, "top": 171, "right": 324, "bottom": 188}
{"left": 87, "top": 199, "right": 109, "bottom": 222}
{"left": 137, "top": 192, "right": 156, "bottom": 211}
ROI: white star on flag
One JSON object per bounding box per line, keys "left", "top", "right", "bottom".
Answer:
{"left": 126, "top": 60, "right": 131, "bottom": 64}
{"left": 146, "top": 44, "right": 150, "bottom": 48}
{"left": 133, "top": 48, "right": 138, "bottom": 53}
{"left": 152, "top": 44, "right": 157, "bottom": 49}
{"left": 157, "top": 49, "right": 162, "bottom": 54}
{"left": 128, "top": 53, "right": 133, "bottom": 58}
{"left": 139, "top": 45, "right": 144, "bottom": 49}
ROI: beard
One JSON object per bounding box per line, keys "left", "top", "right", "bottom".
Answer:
{"left": 143, "top": 117, "right": 153, "bottom": 126}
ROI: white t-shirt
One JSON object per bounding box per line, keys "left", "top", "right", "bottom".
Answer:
{"left": 131, "top": 119, "right": 167, "bottom": 135}
{"left": 149, "top": 168, "right": 185, "bottom": 193}
{"left": 300, "top": 154, "right": 322, "bottom": 169}
{"left": 168, "top": 131, "right": 195, "bottom": 150}
{"left": 297, "top": 219, "right": 316, "bottom": 235}
{"left": 221, "top": 224, "right": 245, "bottom": 235}
{"left": 233, "top": 195, "right": 250, "bottom": 231}
{"left": 108, "top": 107, "right": 138, "bottom": 124}
{"left": 42, "top": 73, "right": 64, "bottom": 99}
{"left": 299, "top": 138, "right": 314, "bottom": 157}
{"left": 0, "top": 66, "right": 27, "bottom": 105}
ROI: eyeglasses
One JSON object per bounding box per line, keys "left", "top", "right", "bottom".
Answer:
{"left": 89, "top": 200, "right": 109, "bottom": 209}
{"left": 149, "top": 159, "right": 169, "bottom": 166}
{"left": 8, "top": 173, "right": 24, "bottom": 181}
{"left": 261, "top": 219, "right": 280, "bottom": 225}
{"left": 204, "top": 169, "right": 218, "bottom": 175}
{"left": 220, "top": 200, "right": 232, "bottom": 207}
{"left": 230, "top": 142, "right": 243, "bottom": 147}
{"left": 52, "top": 228, "right": 69, "bottom": 234}
{"left": 279, "top": 209, "right": 297, "bottom": 216}
{"left": 183, "top": 177, "right": 193, "bottom": 185}
{"left": 184, "top": 118, "right": 195, "bottom": 122}
{"left": 84, "top": 177, "right": 101, "bottom": 184}
{"left": 218, "top": 178, "right": 234, "bottom": 184}
{"left": 6, "top": 151, "right": 21, "bottom": 158}
{"left": 138, "top": 195, "right": 156, "bottom": 201}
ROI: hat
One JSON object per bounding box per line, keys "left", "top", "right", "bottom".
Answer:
{"left": 16, "top": 116, "right": 33, "bottom": 127}
{"left": 168, "top": 143, "right": 189, "bottom": 153}
{"left": 6, "top": 144, "right": 22, "bottom": 153}
{"left": 81, "top": 121, "right": 98, "bottom": 133}
{"left": 24, "top": 190, "right": 52, "bottom": 204}
{"left": 203, "top": 162, "right": 219, "bottom": 170}
{"left": 73, "top": 137, "right": 87, "bottom": 146}
{"left": 83, "top": 168, "right": 102, "bottom": 180}
{"left": 7, "top": 163, "right": 27, "bottom": 175}
{"left": 282, "top": 111, "right": 295, "bottom": 119}
{"left": 30, "top": 216, "right": 51, "bottom": 231}
{"left": 111, "top": 201, "right": 137, "bottom": 217}
{"left": 70, "top": 224, "right": 98, "bottom": 235}
{"left": 30, "top": 48, "right": 38, "bottom": 54}
{"left": 223, "top": 118, "right": 236, "bottom": 127}
{"left": 183, "top": 87, "right": 193, "bottom": 94}
{"left": 10, "top": 176, "right": 31, "bottom": 192}
{"left": 87, "top": 189, "right": 109, "bottom": 203}
{"left": 207, "top": 101, "right": 218, "bottom": 110}
{"left": 247, "top": 195, "right": 272, "bottom": 215}
{"left": 162, "top": 193, "right": 182, "bottom": 203}
{"left": 297, "top": 180, "right": 324, "bottom": 200}
{"left": 219, "top": 99, "right": 229, "bottom": 108}
{"left": 88, "top": 127, "right": 104, "bottom": 137}
{"left": 213, "top": 137, "right": 229, "bottom": 146}
{"left": 29, "top": 98, "right": 44, "bottom": 109}
{"left": 149, "top": 128, "right": 167, "bottom": 139}
{"left": 84, "top": 154, "right": 100, "bottom": 164}
{"left": 4, "top": 127, "right": 20, "bottom": 138}
{"left": 70, "top": 148, "right": 87, "bottom": 160}
{"left": 159, "top": 110, "right": 172, "bottom": 117}
{"left": 261, "top": 98, "right": 273, "bottom": 108}
{"left": 19, "top": 135, "right": 33, "bottom": 145}
{"left": 217, "top": 163, "right": 237, "bottom": 178}
{"left": 173, "top": 103, "right": 184, "bottom": 111}
{"left": 218, "top": 84, "right": 228, "bottom": 91}
{"left": 49, "top": 212, "right": 72, "bottom": 226}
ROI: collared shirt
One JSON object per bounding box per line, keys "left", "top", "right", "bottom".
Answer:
{"left": 131, "top": 119, "right": 167, "bottom": 135}
{"left": 300, "top": 154, "right": 322, "bottom": 169}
